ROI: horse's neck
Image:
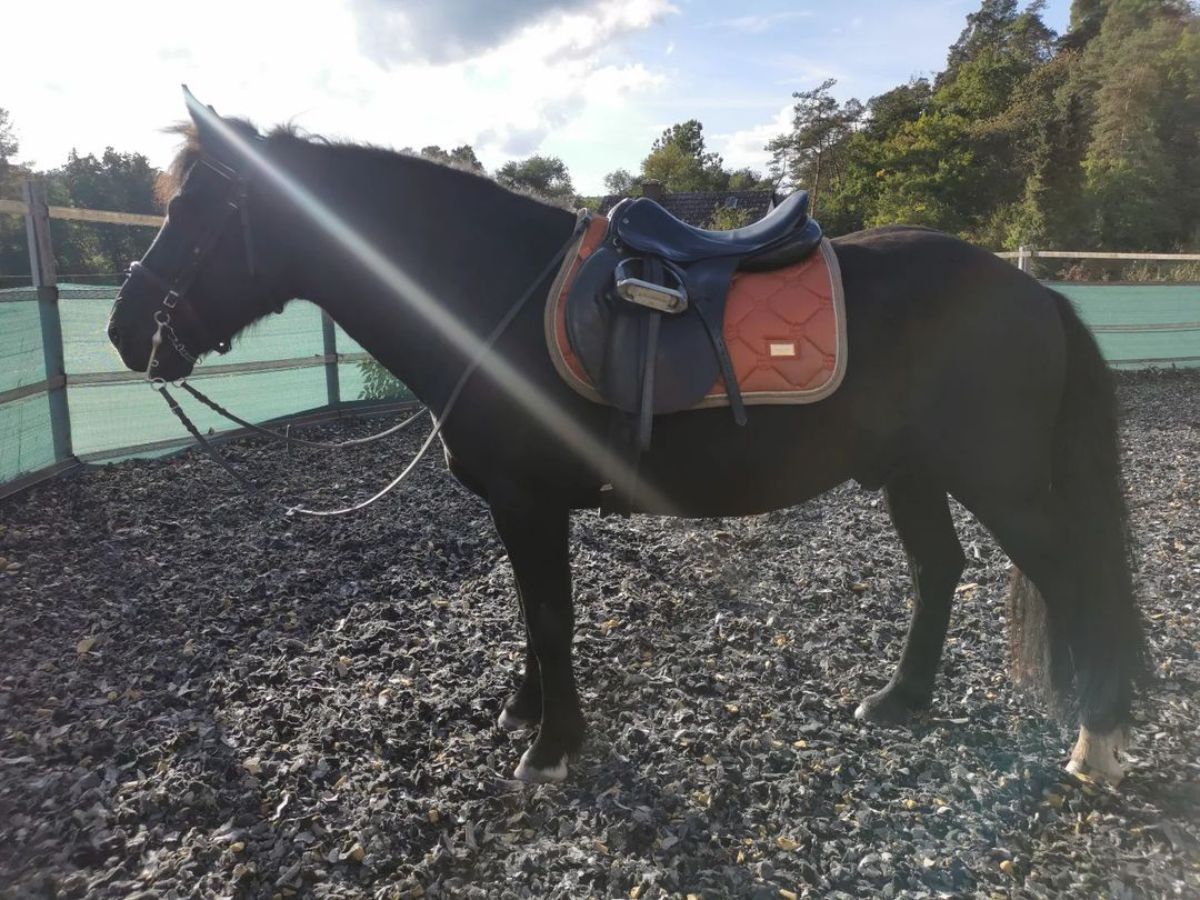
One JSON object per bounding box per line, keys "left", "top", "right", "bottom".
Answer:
{"left": 281, "top": 147, "right": 574, "bottom": 410}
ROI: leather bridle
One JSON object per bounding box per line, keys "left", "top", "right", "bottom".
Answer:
{"left": 128, "top": 156, "right": 591, "bottom": 517}
{"left": 128, "top": 157, "right": 256, "bottom": 372}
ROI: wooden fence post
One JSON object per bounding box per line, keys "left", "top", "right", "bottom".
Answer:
{"left": 23, "top": 177, "right": 73, "bottom": 463}
{"left": 321, "top": 311, "right": 341, "bottom": 412}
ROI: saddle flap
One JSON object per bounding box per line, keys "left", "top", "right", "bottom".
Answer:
{"left": 565, "top": 246, "right": 720, "bottom": 416}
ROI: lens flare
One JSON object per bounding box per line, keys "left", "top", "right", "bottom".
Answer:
{"left": 184, "top": 94, "right": 674, "bottom": 513}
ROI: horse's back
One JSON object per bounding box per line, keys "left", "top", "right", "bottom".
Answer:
{"left": 831, "top": 226, "right": 1068, "bottom": 496}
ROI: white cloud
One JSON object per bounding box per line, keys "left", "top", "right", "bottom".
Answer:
{"left": 0, "top": 0, "right": 674, "bottom": 187}
{"left": 711, "top": 104, "right": 794, "bottom": 174}
{"left": 348, "top": 0, "right": 596, "bottom": 66}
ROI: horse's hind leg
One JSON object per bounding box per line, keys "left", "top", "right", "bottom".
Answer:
{"left": 970, "top": 490, "right": 1130, "bottom": 784}
{"left": 856, "top": 472, "right": 965, "bottom": 725}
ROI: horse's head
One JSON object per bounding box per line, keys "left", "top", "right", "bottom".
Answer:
{"left": 108, "top": 89, "right": 290, "bottom": 381}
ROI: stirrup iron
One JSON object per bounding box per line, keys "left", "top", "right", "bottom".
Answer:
{"left": 614, "top": 258, "right": 688, "bottom": 313}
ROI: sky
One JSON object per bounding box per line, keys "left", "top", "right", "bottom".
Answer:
{"left": 2, "top": 0, "right": 1073, "bottom": 196}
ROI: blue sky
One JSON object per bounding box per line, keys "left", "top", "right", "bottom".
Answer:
{"left": 3, "top": 0, "right": 1073, "bottom": 195}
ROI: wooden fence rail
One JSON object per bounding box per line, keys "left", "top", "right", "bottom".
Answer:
{"left": 0, "top": 197, "right": 162, "bottom": 227}
{"left": 997, "top": 246, "right": 1200, "bottom": 270}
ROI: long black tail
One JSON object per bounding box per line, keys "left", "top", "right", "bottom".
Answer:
{"left": 1008, "top": 290, "right": 1146, "bottom": 729}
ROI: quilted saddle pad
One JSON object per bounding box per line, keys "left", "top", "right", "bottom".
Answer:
{"left": 545, "top": 213, "right": 848, "bottom": 410}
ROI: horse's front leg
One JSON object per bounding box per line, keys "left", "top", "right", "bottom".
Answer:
{"left": 490, "top": 495, "right": 584, "bottom": 782}
{"left": 496, "top": 586, "right": 542, "bottom": 731}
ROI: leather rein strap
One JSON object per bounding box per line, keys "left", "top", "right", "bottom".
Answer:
{"left": 152, "top": 212, "right": 589, "bottom": 517}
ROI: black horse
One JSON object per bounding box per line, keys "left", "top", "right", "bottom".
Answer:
{"left": 108, "top": 92, "right": 1144, "bottom": 785}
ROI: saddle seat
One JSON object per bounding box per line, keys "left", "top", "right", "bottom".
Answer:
{"left": 613, "top": 190, "right": 822, "bottom": 268}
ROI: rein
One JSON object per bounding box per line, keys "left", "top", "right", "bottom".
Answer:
{"left": 146, "top": 211, "right": 588, "bottom": 517}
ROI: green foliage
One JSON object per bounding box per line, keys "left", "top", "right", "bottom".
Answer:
{"left": 767, "top": 80, "right": 863, "bottom": 216}
{"left": 706, "top": 205, "right": 753, "bottom": 230}
{"left": 0, "top": 109, "right": 16, "bottom": 162}
{"left": 45, "top": 148, "right": 161, "bottom": 279}
{"left": 495, "top": 155, "right": 575, "bottom": 203}
{"left": 640, "top": 120, "right": 732, "bottom": 192}
{"left": 357, "top": 357, "right": 413, "bottom": 401}
{"left": 942, "top": 0, "right": 1055, "bottom": 84}
{"left": 417, "top": 144, "right": 485, "bottom": 172}
{"left": 602, "top": 120, "right": 768, "bottom": 200}
{"left": 603, "top": 168, "right": 638, "bottom": 195}
{"left": 0, "top": 108, "right": 29, "bottom": 283}
{"left": 768, "top": 0, "right": 1200, "bottom": 251}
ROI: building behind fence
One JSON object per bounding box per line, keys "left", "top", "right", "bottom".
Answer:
{"left": 2, "top": 180, "right": 1198, "bottom": 495}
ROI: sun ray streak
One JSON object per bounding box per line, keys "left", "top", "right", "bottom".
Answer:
{"left": 185, "top": 94, "right": 676, "bottom": 514}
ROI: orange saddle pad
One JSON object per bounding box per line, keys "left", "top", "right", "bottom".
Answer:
{"left": 545, "top": 213, "right": 848, "bottom": 410}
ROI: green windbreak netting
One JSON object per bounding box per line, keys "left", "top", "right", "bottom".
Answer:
{"left": 0, "top": 292, "right": 45, "bottom": 395}
{"left": 2, "top": 280, "right": 1198, "bottom": 492}
{"left": 1, "top": 284, "right": 402, "bottom": 487}
{"left": 0, "top": 287, "right": 56, "bottom": 483}
{"left": 1054, "top": 283, "right": 1200, "bottom": 367}
{"left": 0, "top": 393, "right": 55, "bottom": 482}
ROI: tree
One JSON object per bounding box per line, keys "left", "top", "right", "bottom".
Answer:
{"left": 418, "top": 144, "right": 485, "bottom": 172}
{"left": 863, "top": 80, "right": 932, "bottom": 140}
{"left": 767, "top": 79, "right": 863, "bottom": 215}
{"left": 941, "top": 0, "right": 1056, "bottom": 86}
{"left": 640, "top": 120, "right": 730, "bottom": 192}
{"left": 0, "top": 108, "right": 16, "bottom": 165}
{"left": 602, "top": 168, "right": 637, "bottom": 195}
{"left": 495, "top": 155, "right": 575, "bottom": 203}
{"left": 600, "top": 121, "right": 768, "bottom": 200}
{"left": 727, "top": 168, "right": 766, "bottom": 191}
{"left": 0, "top": 108, "right": 30, "bottom": 282}
{"left": 1078, "top": 0, "right": 1198, "bottom": 247}
{"left": 765, "top": 0, "right": 1200, "bottom": 252}
{"left": 45, "top": 148, "right": 161, "bottom": 279}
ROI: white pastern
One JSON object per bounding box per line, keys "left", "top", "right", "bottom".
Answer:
{"left": 497, "top": 708, "right": 533, "bottom": 733}
{"left": 1067, "top": 725, "right": 1127, "bottom": 786}
{"left": 514, "top": 747, "right": 568, "bottom": 784}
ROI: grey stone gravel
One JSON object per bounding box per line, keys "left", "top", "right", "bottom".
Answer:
{"left": 0, "top": 370, "right": 1197, "bottom": 898}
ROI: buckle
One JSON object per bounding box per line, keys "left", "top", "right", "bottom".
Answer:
{"left": 614, "top": 259, "right": 688, "bottom": 313}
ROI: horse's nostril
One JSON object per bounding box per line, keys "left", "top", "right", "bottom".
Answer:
{"left": 107, "top": 323, "right": 122, "bottom": 349}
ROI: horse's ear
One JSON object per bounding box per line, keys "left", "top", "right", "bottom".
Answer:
{"left": 182, "top": 85, "right": 240, "bottom": 166}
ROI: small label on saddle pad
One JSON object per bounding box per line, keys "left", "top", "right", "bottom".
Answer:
{"left": 768, "top": 341, "right": 797, "bottom": 357}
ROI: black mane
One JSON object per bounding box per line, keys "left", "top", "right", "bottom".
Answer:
{"left": 157, "top": 119, "right": 567, "bottom": 210}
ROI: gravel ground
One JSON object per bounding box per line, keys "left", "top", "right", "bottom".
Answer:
{"left": 1, "top": 371, "right": 1197, "bottom": 899}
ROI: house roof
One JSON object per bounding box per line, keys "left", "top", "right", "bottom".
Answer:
{"left": 597, "top": 189, "right": 776, "bottom": 227}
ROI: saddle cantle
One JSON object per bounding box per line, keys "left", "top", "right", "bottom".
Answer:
{"left": 546, "top": 192, "right": 846, "bottom": 459}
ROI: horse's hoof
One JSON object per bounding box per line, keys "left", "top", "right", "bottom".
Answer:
{"left": 514, "top": 747, "right": 568, "bottom": 784}
{"left": 1066, "top": 726, "right": 1126, "bottom": 786}
{"left": 497, "top": 707, "right": 534, "bottom": 732}
{"left": 854, "top": 687, "right": 925, "bottom": 726}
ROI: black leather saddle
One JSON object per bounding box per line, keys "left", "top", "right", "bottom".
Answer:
{"left": 564, "top": 190, "right": 823, "bottom": 451}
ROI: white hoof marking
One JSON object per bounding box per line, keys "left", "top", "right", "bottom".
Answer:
{"left": 514, "top": 747, "right": 568, "bottom": 784}
{"left": 853, "top": 701, "right": 868, "bottom": 721}
{"left": 1067, "top": 725, "right": 1127, "bottom": 786}
{"left": 497, "top": 708, "right": 533, "bottom": 733}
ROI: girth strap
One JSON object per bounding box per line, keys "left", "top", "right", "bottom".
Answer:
{"left": 686, "top": 257, "right": 747, "bottom": 428}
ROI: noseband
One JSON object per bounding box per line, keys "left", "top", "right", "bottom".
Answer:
{"left": 131, "top": 157, "right": 256, "bottom": 371}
